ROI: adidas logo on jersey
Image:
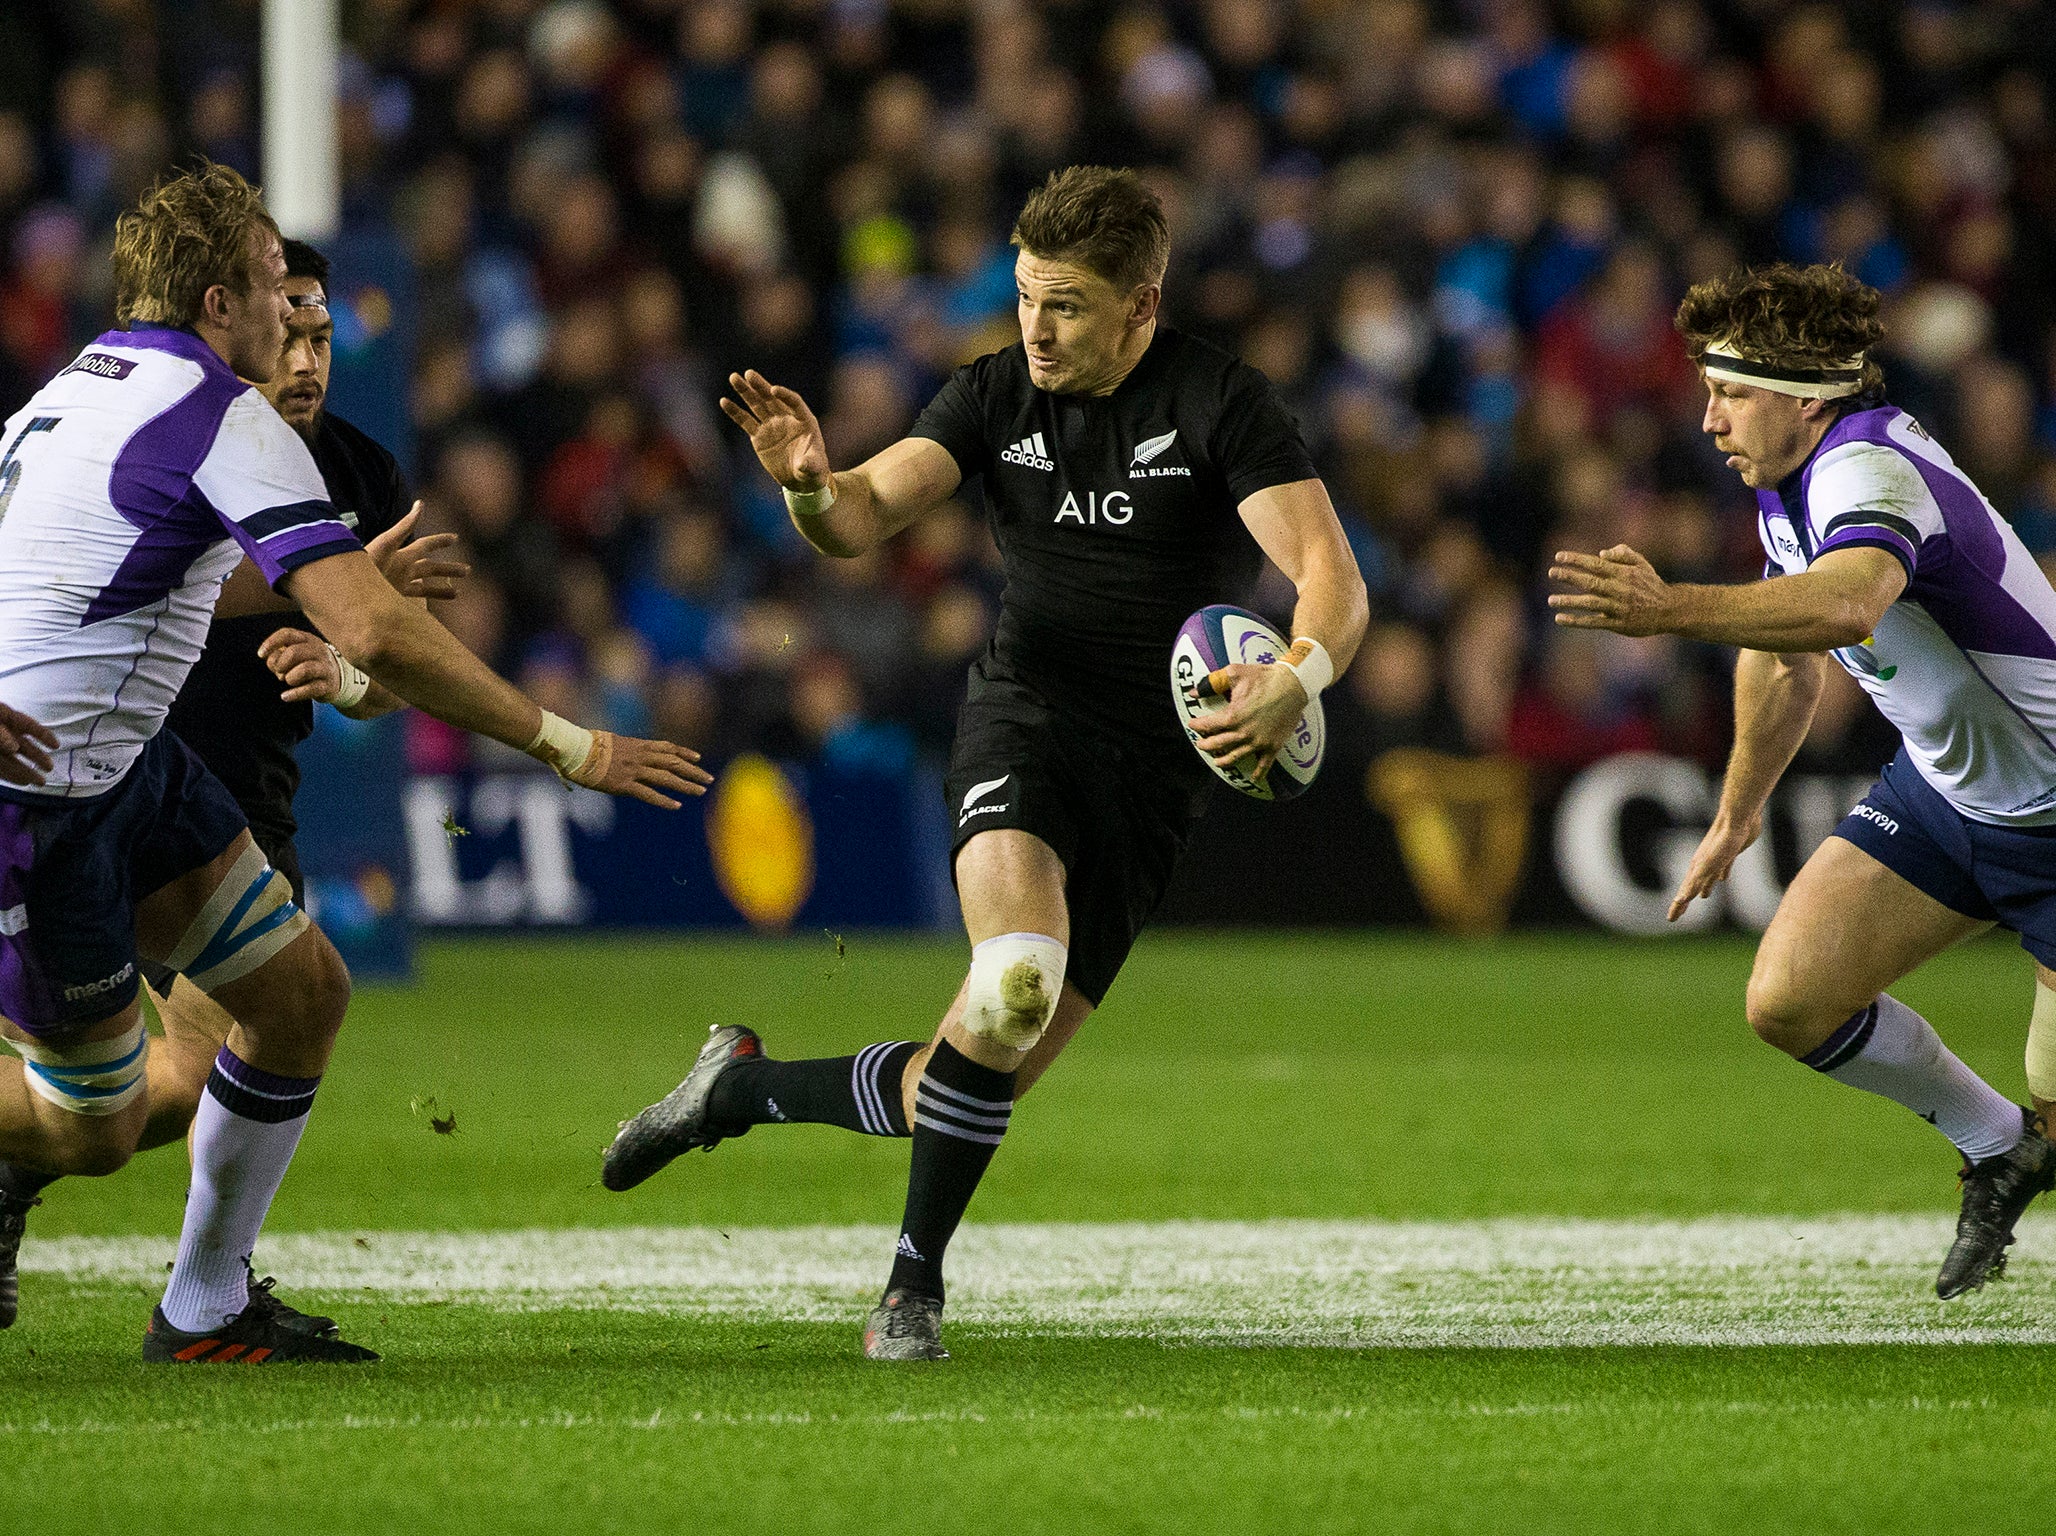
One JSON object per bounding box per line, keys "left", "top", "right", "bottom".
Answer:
{"left": 1129, "top": 427, "right": 1190, "bottom": 478}
{"left": 1002, "top": 432, "right": 1054, "bottom": 471}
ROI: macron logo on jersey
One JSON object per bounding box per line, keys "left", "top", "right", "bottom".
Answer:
{"left": 1002, "top": 433, "right": 1054, "bottom": 471}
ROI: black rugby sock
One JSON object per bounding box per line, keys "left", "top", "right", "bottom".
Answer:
{"left": 0, "top": 1163, "right": 58, "bottom": 1201}
{"left": 885, "top": 1041, "right": 1016, "bottom": 1301}
{"left": 708, "top": 1042, "right": 919, "bottom": 1137}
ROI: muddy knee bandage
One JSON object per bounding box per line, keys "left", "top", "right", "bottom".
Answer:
{"left": 160, "top": 843, "right": 310, "bottom": 994}
{"left": 12, "top": 1021, "right": 148, "bottom": 1115}
{"left": 962, "top": 933, "right": 1066, "bottom": 1050}
{"left": 2028, "top": 981, "right": 2056, "bottom": 1103}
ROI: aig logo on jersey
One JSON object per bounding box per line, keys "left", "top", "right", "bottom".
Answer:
{"left": 1129, "top": 429, "right": 1190, "bottom": 479}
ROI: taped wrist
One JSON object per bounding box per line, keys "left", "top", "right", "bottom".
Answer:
{"left": 961, "top": 932, "right": 1067, "bottom": 1050}
{"left": 2028, "top": 980, "right": 2056, "bottom": 1102}
{"left": 324, "top": 643, "right": 370, "bottom": 709}
{"left": 783, "top": 478, "right": 837, "bottom": 518}
{"left": 1285, "top": 637, "right": 1334, "bottom": 701}
{"left": 526, "top": 709, "right": 614, "bottom": 787}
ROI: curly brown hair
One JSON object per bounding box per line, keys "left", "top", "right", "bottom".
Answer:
{"left": 112, "top": 160, "right": 279, "bottom": 328}
{"left": 1011, "top": 166, "right": 1170, "bottom": 293}
{"left": 1673, "top": 262, "right": 1886, "bottom": 398}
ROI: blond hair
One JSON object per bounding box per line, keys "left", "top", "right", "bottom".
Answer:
{"left": 1011, "top": 166, "right": 1170, "bottom": 293}
{"left": 112, "top": 161, "right": 279, "bottom": 328}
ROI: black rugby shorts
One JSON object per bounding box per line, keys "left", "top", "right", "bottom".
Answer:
{"left": 944, "top": 661, "right": 1199, "bottom": 1007}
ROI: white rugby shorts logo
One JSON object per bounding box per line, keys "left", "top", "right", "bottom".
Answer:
{"left": 958, "top": 774, "right": 1012, "bottom": 826}
{"left": 1849, "top": 803, "right": 1899, "bottom": 836}
{"left": 1001, "top": 432, "right": 1053, "bottom": 471}
{"left": 0, "top": 903, "right": 25, "bottom": 936}
{"left": 1130, "top": 427, "right": 1191, "bottom": 478}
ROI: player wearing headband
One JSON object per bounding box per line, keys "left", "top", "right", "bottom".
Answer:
{"left": 1550, "top": 262, "right": 2056, "bottom": 1298}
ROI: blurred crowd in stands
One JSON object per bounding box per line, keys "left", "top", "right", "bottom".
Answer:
{"left": 5, "top": 0, "right": 2056, "bottom": 792}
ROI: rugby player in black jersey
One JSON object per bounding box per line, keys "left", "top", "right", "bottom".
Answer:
{"left": 0, "top": 238, "right": 469, "bottom": 1329}
{"left": 604, "top": 167, "right": 1368, "bottom": 1360}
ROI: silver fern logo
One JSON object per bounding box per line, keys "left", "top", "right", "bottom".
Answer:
{"left": 1130, "top": 429, "right": 1190, "bottom": 478}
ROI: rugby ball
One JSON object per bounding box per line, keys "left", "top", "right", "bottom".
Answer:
{"left": 1170, "top": 604, "right": 1326, "bottom": 802}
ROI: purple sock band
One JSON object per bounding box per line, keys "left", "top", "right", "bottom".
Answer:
{"left": 212, "top": 1047, "right": 320, "bottom": 1098}
{"left": 205, "top": 1047, "right": 321, "bottom": 1124}
{"left": 1802, "top": 1003, "right": 1880, "bottom": 1073}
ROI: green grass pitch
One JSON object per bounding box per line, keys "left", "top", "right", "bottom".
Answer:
{"left": 7, "top": 931, "right": 2056, "bottom": 1532}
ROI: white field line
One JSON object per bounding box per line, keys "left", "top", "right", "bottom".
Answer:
{"left": 26, "top": 1215, "right": 2056, "bottom": 1347}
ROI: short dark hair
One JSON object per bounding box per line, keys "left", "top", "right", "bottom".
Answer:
{"left": 1011, "top": 166, "right": 1170, "bottom": 293}
{"left": 281, "top": 237, "right": 330, "bottom": 289}
{"left": 1674, "top": 263, "right": 1886, "bottom": 402}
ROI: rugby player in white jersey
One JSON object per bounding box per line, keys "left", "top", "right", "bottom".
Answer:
{"left": 1550, "top": 262, "right": 2056, "bottom": 1297}
{"left": 0, "top": 161, "right": 710, "bottom": 1361}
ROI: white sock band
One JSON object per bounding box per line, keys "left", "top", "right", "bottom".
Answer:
{"left": 10, "top": 1021, "right": 148, "bottom": 1116}
{"left": 2028, "top": 981, "right": 2056, "bottom": 1103}
{"left": 962, "top": 932, "right": 1067, "bottom": 1051}
{"left": 1807, "top": 994, "right": 2023, "bottom": 1162}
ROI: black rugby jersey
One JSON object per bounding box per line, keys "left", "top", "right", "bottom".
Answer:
{"left": 910, "top": 326, "right": 1317, "bottom": 774}
{"left": 165, "top": 409, "right": 410, "bottom": 846}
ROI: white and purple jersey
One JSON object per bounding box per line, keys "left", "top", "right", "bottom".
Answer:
{"left": 1758, "top": 404, "right": 2056, "bottom": 826}
{"left": 0, "top": 325, "right": 357, "bottom": 797}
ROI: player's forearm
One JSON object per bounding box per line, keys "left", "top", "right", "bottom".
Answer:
{"left": 1287, "top": 556, "right": 1370, "bottom": 675}
{"left": 787, "top": 471, "right": 885, "bottom": 557}
{"left": 1658, "top": 575, "right": 1881, "bottom": 652}
{"left": 1715, "top": 649, "right": 1825, "bottom": 823}
{"left": 316, "top": 590, "right": 543, "bottom": 750}
{"left": 337, "top": 679, "right": 406, "bottom": 720}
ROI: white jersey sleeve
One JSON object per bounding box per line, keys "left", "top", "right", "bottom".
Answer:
{"left": 191, "top": 388, "right": 357, "bottom": 587}
{"left": 1802, "top": 440, "right": 1945, "bottom": 576}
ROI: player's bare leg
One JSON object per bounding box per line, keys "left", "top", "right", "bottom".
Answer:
{"left": 122, "top": 831, "right": 375, "bottom": 1360}
{"left": 1750, "top": 835, "right": 2051, "bottom": 1295}
{"left": 897, "top": 976, "right": 1093, "bottom": 1127}
{"left": 136, "top": 976, "right": 235, "bottom": 1152}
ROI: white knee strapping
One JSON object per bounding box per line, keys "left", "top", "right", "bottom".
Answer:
{"left": 2027, "top": 980, "right": 2056, "bottom": 1102}
{"left": 159, "top": 844, "right": 310, "bottom": 994}
{"left": 10, "top": 1021, "right": 148, "bottom": 1116}
{"left": 962, "top": 932, "right": 1067, "bottom": 1050}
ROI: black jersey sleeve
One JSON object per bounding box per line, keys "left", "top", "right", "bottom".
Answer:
{"left": 908, "top": 361, "right": 992, "bottom": 479}
{"left": 1212, "top": 365, "right": 1319, "bottom": 505}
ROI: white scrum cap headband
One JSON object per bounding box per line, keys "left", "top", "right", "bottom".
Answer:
{"left": 1701, "top": 346, "right": 1868, "bottom": 400}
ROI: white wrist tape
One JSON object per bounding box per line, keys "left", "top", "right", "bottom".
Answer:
{"left": 2028, "top": 980, "right": 2056, "bottom": 1102}
{"left": 324, "top": 643, "right": 371, "bottom": 709}
{"left": 526, "top": 709, "right": 598, "bottom": 782}
{"left": 1285, "top": 637, "right": 1334, "bottom": 700}
{"left": 783, "top": 478, "right": 837, "bottom": 517}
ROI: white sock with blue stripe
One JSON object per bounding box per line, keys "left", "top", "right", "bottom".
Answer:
{"left": 1803, "top": 994, "right": 2023, "bottom": 1162}
{"left": 159, "top": 1048, "right": 320, "bottom": 1333}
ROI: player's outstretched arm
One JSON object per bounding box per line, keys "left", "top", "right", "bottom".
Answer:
{"left": 275, "top": 551, "right": 713, "bottom": 807}
{"left": 1668, "top": 647, "right": 1827, "bottom": 921}
{"left": 1189, "top": 478, "right": 1369, "bottom": 774}
{"left": 1549, "top": 545, "right": 1905, "bottom": 651}
{"left": 719, "top": 370, "right": 961, "bottom": 556}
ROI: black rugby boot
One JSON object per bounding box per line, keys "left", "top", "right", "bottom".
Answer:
{"left": 243, "top": 1267, "right": 337, "bottom": 1336}
{"left": 1937, "top": 1109, "right": 2056, "bottom": 1299}
{"left": 0, "top": 1189, "right": 38, "bottom": 1329}
{"left": 143, "top": 1299, "right": 379, "bottom": 1363}
{"left": 863, "top": 1288, "right": 948, "bottom": 1362}
{"left": 602, "top": 1025, "right": 763, "bottom": 1191}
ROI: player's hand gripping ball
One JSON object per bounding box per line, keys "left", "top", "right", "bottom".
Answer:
{"left": 1171, "top": 604, "right": 1325, "bottom": 801}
